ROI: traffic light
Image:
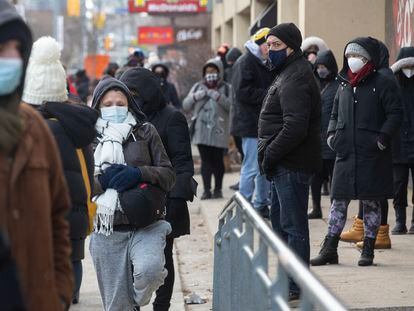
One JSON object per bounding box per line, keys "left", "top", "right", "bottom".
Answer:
{"left": 67, "top": 0, "right": 80, "bottom": 17}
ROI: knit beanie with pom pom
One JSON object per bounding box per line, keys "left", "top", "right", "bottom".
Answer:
{"left": 22, "top": 36, "right": 68, "bottom": 105}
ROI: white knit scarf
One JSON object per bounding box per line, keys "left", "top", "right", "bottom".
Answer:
{"left": 92, "top": 112, "right": 137, "bottom": 236}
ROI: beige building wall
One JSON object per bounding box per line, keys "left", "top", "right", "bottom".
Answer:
{"left": 212, "top": 0, "right": 387, "bottom": 62}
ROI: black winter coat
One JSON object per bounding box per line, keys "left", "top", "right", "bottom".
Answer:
{"left": 231, "top": 49, "right": 277, "bottom": 138}
{"left": 328, "top": 37, "right": 402, "bottom": 200}
{"left": 258, "top": 51, "right": 322, "bottom": 175}
{"left": 315, "top": 50, "right": 340, "bottom": 159}
{"left": 40, "top": 102, "right": 98, "bottom": 261}
{"left": 120, "top": 68, "right": 195, "bottom": 237}
{"left": 391, "top": 47, "right": 414, "bottom": 163}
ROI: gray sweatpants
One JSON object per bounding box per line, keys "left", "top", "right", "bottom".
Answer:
{"left": 89, "top": 220, "right": 172, "bottom": 311}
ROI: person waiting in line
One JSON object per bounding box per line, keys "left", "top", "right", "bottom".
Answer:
{"left": 89, "top": 77, "right": 175, "bottom": 310}
{"left": 311, "top": 37, "right": 401, "bottom": 267}
{"left": 183, "top": 58, "right": 232, "bottom": 200}
{"left": 151, "top": 62, "right": 182, "bottom": 110}
{"left": 120, "top": 67, "right": 196, "bottom": 311}
{"left": 308, "top": 50, "right": 339, "bottom": 219}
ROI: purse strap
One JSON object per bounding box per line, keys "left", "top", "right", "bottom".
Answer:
{"left": 75, "top": 148, "right": 97, "bottom": 235}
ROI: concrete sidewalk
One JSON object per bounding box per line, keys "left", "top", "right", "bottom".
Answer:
{"left": 198, "top": 172, "right": 414, "bottom": 310}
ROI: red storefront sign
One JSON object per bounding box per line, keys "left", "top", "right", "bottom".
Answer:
{"left": 138, "top": 26, "right": 174, "bottom": 45}
{"left": 129, "top": 0, "right": 208, "bottom": 14}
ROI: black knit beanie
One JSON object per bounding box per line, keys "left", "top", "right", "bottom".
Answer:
{"left": 267, "top": 23, "right": 302, "bottom": 51}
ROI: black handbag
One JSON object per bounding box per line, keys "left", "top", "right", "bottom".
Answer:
{"left": 119, "top": 183, "right": 166, "bottom": 228}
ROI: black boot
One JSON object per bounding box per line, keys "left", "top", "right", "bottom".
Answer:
{"left": 409, "top": 208, "right": 414, "bottom": 234}
{"left": 212, "top": 189, "right": 223, "bottom": 199}
{"left": 310, "top": 235, "right": 339, "bottom": 266}
{"left": 308, "top": 204, "right": 322, "bottom": 219}
{"left": 358, "top": 237, "right": 375, "bottom": 266}
{"left": 392, "top": 207, "right": 407, "bottom": 234}
{"left": 200, "top": 190, "right": 212, "bottom": 200}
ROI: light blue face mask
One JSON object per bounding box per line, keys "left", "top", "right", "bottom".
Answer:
{"left": 0, "top": 58, "right": 23, "bottom": 96}
{"left": 100, "top": 106, "right": 128, "bottom": 123}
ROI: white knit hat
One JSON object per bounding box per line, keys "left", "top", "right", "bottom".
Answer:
{"left": 22, "top": 36, "right": 68, "bottom": 105}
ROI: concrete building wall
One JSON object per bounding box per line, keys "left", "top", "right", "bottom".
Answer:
{"left": 212, "top": 0, "right": 387, "bottom": 61}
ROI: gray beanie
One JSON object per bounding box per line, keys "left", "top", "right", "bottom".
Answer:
{"left": 345, "top": 43, "right": 371, "bottom": 61}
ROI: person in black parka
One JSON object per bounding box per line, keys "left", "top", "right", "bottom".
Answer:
{"left": 311, "top": 37, "right": 402, "bottom": 267}
{"left": 152, "top": 63, "right": 182, "bottom": 110}
{"left": 308, "top": 50, "right": 340, "bottom": 219}
{"left": 119, "top": 67, "right": 195, "bottom": 311}
{"left": 390, "top": 47, "right": 414, "bottom": 234}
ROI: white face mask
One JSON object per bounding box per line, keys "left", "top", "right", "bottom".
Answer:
{"left": 100, "top": 106, "right": 128, "bottom": 123}
{"left": 348, "top": 57, "right": 365, "bottom": 73}
{"left": 402, "top": 68, "right": 414, "bottom": 79}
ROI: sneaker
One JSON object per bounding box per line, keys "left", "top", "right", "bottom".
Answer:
{"left": 212, "top": 189, "right": 223, "bottom": 199}
{"left": 200, "top": 190, "right": 212, "bottom": 200}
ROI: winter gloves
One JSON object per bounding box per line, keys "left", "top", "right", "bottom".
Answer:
{"left": 99, "top": 164, "right": 142, "bottom": 192}
{"left": 207, "top": 89, "right": 221, "bottom": 101}
{"left": 98, "top": 164, "right": 125, "bottom": 191}
{"left": 193, "top": 89, "right": 221, "bottom": 102}
{"left": 193, "top": 90, "right": 206, "bottom": 101}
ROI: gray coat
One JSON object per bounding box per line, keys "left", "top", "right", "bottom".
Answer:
{"left": 183, "top": 58, "right": 232, "bottom": 149}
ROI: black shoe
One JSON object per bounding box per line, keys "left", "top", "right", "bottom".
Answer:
{"left": 288, "top": 291, "right": 300, "bottom": 301}
{"left": 392, "top": 207, "right": 407, "bottom": 235}
{"left": 409, "top": 223, "right": 414, "bottom": 234}
{"left": 308, "top": 206, "right": 322, "bottom": 219}
{"left": 133, "top": 306, "right": 140, "bottom": 311}
{"left": 310, "top": 235, "right": 339, "bottom": 266}
{"left": 258, "top": 206, "right": 270, "bottom": 219}
{"left": 358, "top": 237, "right": 375, "bottom": 266}
{"left": 212, "top": 189, "right": 223, "bottom": 199}
{"left": 72, "top": 297, "right": 79, "bottom": 305}
{"left": 200, "top": 190, "right": 212, "bottom": 200}
{"left": 229, "top": 182, "right": 239, "bottom": 191}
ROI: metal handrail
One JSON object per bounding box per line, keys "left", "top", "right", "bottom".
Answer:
{"left": 212, "top": 192, "right": 347, "bottom": 311}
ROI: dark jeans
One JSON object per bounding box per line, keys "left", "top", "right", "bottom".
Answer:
{"left": 72, "top": 260, "right": 83, "bottom": 300}
{"left": 153, "top": 237, "right": 174, "bottom": 311}
{"left": 310, "top": 159, "right": 334, "bottom": 207}
{"left": 393, "top": 163, "right": 414, "bottom": 209}
{"left": 270, "top": 166, "right": 312, "bottom": 294}
{"left": 197, "top": 144, "right": 225, "bottom": 191}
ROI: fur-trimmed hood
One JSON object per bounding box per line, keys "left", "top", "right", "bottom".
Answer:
{"left": 391, "top": 47, "right": 414, "bottom": 73}
{"left": 301, "top": 36, "right": 328, "bottom": 54}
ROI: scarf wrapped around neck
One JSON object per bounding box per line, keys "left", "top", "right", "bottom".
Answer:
{"left": 92, "top": 112, "right": 136, "bottom": 235}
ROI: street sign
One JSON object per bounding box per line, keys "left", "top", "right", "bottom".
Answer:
{"left": 138, "top": 26, "right": 174, "bottom": 45}
{"left": 128, "top": 0, "right": 208, "bottom": 14}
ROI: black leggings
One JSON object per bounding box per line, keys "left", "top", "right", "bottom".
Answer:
{"left": 311, "top": 159, "right": 335, "bottom": 207}
{"left": 358, "top": 199, "right": 388, "bottom": 225}
{"left": 198, "top": 144, "right": 225, "bottom": 191}
{"left": 233, "top": 136, "right": 244, "bottom": 161}
{"left": 153, "top": 237, "right": 174, "bottom": 311}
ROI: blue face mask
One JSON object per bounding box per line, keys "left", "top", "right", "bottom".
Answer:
{"left": 269, "top": 48, "right": 287, "bottom": 70}
{"left": 100, "top": 106, "right": 128, "bottom": 123}
{"left": 0, "top": 58, "right": 23, "bottom": 96}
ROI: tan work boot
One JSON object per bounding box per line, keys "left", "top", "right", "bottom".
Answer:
{"left": 340, "top": 216, "right": 364, "bottom": 242}
{"left": 356, "top": 224, "right": 391, "bottom": 249}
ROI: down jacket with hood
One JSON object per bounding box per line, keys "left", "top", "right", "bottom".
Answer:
{"left": 39, "top": 102, "right": 98, "bottom": 260}
{"left": 327, "top": 37, "right": 402, "bottom": 200}
{"left": 0, "top": 0, "right": 74, "bottom": 308}
{"left": 230, "top": 40, "right": 277, "bottom": 138}
{"left": 391, "top": 47, "right": 414, "bottom": 163}
{"left": 91, "top": 77, "right": 176, "bottom": 229}
{"left": 151, "top": 63, "right": 182, "bottom": 109}
{"left": 120, "top": 68, "right": 195, "bottom": 237}
{"left": 183, "top": 58, "right": 232, "bottom": 149}
{"left": 315, "top": 50, "right": 340, "bottom": 159}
